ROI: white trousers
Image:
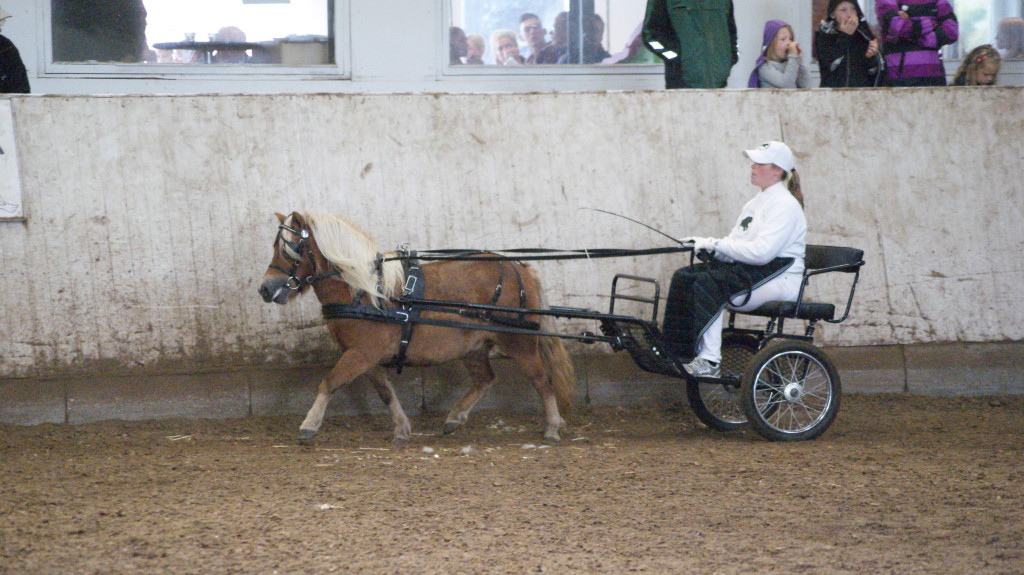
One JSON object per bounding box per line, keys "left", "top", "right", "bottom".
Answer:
{"left": 696, "top": 272, "right": 804, "bottom": 363}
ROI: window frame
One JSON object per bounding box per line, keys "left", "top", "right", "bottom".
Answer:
{"left": 38, "top": 0, "right": 351, "bottom": 80}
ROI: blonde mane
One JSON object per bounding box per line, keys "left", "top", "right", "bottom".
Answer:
{"left": 301, "top": 212, "right": 405, "bottom": 306}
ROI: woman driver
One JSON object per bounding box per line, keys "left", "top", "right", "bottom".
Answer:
{"left": 663, "top": 140, "right": 807, "bottom": 377}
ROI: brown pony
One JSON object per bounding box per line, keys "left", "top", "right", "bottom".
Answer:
{"left": 258, "top": 212, "right": 575, "bottom": 443}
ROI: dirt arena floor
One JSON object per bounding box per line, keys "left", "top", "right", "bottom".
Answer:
{"left": 1, "top": 393, "right": 1022, "bottom": 575}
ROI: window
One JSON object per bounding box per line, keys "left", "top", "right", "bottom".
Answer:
{"left": 48, "top": 0, "right": 342, "bottom": 73}
{"left": 447, "top": 0, "right": 658, "bottom": 69}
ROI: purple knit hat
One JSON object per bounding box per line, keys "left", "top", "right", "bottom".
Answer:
{"left": 747, "top": 20, "right": 791, "bottom": 88}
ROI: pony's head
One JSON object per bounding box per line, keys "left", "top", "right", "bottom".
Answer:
{"left": 259, "top": 212, "right": 319, "bottom": 305}
{"left": 258, "top": 211, "right": 404, "bottom": 307}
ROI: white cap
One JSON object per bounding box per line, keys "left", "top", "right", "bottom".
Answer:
{"left": 743, "top": 141, "right": 795, "bottom": 172}
{"left": 0, "top": 9, "right": 11, "bottom": 21}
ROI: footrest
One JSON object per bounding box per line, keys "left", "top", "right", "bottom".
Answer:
{"left": 600, "top": 319, "right": 685, "bottom": 379}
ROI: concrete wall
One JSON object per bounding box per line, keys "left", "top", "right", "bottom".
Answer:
{"left": 1, "top": 88, "right": 1022, "bottom": 422}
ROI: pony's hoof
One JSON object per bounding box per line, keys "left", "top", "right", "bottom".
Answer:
{"left": 543, "top": 431, "right": 562, "bottom": 442}
{"left": 392, "top": 437, "right": 410, "bottom": 449}
{"left": 297, "top": 429, "right": 317, "bottom": 445}
{"left": 442, "top": 422, "right": 461, "bottom": 435}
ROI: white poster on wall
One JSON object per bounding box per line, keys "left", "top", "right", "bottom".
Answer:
{"left": 0, "top": 99, "right": 24, "bottom": 221}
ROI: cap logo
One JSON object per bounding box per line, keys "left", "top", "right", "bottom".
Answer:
{"left": 759, "top": 142, "right": 771, "bottom": 150}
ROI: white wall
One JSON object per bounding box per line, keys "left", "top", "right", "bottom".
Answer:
{"left": 6, "top": 0, "right": 1020, "bottom": 95}
{"left": 1, "top": 88, "right": 1022, "bottom": 379}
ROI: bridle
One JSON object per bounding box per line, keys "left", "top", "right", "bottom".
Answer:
{"left": 268, "top": 220, "right": 339, "bottom": 290}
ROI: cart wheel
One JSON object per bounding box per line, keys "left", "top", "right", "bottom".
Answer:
{"left": 740, "top": 340, "right": 841, "bottom": 441}
{"left": 686, "top": 333, "right": 760, "bottom": 431}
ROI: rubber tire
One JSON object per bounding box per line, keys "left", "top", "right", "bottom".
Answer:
{"left": 740, "top": 340, "right": 841, "bottom": 441}
{"left": 686, "top": 333, "right": 760, "bottom": 431}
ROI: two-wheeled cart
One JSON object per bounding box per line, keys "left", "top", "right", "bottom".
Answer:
{"left": 334, "top": 244, "right": 864, "bottom": 442}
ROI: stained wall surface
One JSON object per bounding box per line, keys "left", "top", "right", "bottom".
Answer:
{"left": 1, "top": 88, "right": 1022, "bottom": 382}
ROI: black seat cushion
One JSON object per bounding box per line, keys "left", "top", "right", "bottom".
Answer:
{"left": 743, "top": 301, "right": 836, "bottom": 321}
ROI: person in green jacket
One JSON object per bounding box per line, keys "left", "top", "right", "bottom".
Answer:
{"left": 642, "top": 0, "right": 737, "bottom": 89}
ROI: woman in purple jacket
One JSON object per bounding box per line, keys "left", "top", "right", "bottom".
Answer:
{"left": 876, "top": 0, "right": 958, "bottom": 86}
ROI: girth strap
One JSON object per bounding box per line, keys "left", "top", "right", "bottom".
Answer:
{"left": 392, "top": 261, "right": 425, "bottom": 373}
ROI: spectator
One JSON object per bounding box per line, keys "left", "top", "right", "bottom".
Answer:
{"left": 748, "top": 20, "right": 810, "bottom": 88}
{"left": 559, "top": 13, "right": 611, "bottom": 64}
{"left": 212, "top": 26, "right": 249, "bottom": 64}
{"left": 642, "top": 0, "right": 737, "bottom": 88}
{"left": 815, "top": 0, "right": 882, "bottom": 87}
{"left": 466, "top": 34, "right": 485, "bottom": 65}
{"left": 995, "top": 17, "right": 1024, "bottom": 59}
{"left": 52, "top": 0, "right": 148, "bottom": 63}
{"left": 491, "top": 29, "right": 524, "bottom": 65}
{"left": 548, "top": 12, "right": 569, "bottom": 63}
{"left": 663, "top": 141, "right": 806, "bottom": 377}
{"left": 0, "top": 8, "right": 29, "bottom": 93}
{"left": 519, "top": 13, "right": 559, "bottom": 64}
{"left": 875, "top": 0, "right": 958, "bottom": 86}
{"left": 450, "top": 26, "right": 468, "bottom": 65}
{"left": 603, "top": 23, "right": 659, "bottom": 65}
{"left": 951, "top": 44, "right": 1001, "bottom": 85}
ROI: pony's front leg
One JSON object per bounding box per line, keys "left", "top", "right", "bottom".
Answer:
{"left": 364, "top": 366, "right": 412, "bottom": 444}
{"left": 298, "top": 349, "right": 374, "bottom": 442}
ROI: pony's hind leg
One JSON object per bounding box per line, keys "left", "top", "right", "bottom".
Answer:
{"left": 504, "top": 340, "right": 569, "bottom": 442}
{"left": 444, "top": 348, "right": 495, "bottom": 435}
{"left": 364, "top": 367, "right": 413, "bottom": 444}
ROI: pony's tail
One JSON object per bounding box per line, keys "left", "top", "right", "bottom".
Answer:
{"left": 530, "top": 268, "right": 575, "bottom": 418}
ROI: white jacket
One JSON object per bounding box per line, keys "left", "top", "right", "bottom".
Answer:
{"left": 714, "top": 181, "right": 806, "bottom": 274}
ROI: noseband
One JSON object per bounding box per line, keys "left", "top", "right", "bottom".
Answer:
{"left": 268, "top": 223, "right": 339, "bottom": 289}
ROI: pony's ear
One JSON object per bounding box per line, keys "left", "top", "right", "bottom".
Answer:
{"left": 275, "top": 212, "right": 286, "bottom": 223}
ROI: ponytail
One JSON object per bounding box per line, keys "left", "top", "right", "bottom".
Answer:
{"left": 784, "top": 169, "right": 804, "bottom": 208}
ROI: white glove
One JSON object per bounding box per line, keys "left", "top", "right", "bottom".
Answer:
{"left": 691, "top": 237, "right": 718, "bottom": 254}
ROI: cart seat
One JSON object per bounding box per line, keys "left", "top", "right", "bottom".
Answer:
{"left": 744, "top": 301, "right": 836, "bottom": 321}
{"left": 736, "top": 245, "right": 864, "bottom": 325}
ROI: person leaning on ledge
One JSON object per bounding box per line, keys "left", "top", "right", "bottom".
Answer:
{"left": 0, "top": 7, "right": 29, "bottom": 93}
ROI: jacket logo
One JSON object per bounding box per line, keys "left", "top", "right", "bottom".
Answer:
{"left": 740, "top": 216, "right": 753, "bottom": 231}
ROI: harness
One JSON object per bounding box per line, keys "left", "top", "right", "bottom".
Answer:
{"left": 267, "top": 223, "right": 340, "bottom": 290}
{"left": 318, "top": 247, "right": 535, "bottom": 374}
{"left": 270, "top": 220, "right": 690, "bottom": 372}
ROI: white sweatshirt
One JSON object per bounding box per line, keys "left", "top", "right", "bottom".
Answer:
{"left": 714, "top": 181, "right": 806, "bottom": 274}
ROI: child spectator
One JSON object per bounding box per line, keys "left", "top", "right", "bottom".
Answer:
{"left": 875, "top": 0, "right": 958, "bottom": 86}
{"left": 995, "top": 17, "right": 1024, "bottom": 59}
{"left": 951, "top": 45, "right": 1001, "bottom": 86}
{"left": 748, "top": 20, "right": 810, "bottom": 88}
{"left": 815, "top": 0, "right": 882, "bottom": 87}
{"left": 465, "top": 34, "right": 485, "bottom": 65}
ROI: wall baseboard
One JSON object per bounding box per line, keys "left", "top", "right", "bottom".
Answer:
{"left": 2, "top": 342, "right": 1021, "bottom": 426}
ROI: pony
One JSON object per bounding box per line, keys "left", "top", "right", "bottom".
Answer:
{"left": 258, "top": 212, "right": 575, "bottom": 443}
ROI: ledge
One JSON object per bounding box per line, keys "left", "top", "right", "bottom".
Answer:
{"left": 1, "top": 342, "right": 1021, "bottom": 426}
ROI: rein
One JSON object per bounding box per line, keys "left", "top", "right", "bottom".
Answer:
{"left": 380, "top": 246, "right": 689, "bottom": 263}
